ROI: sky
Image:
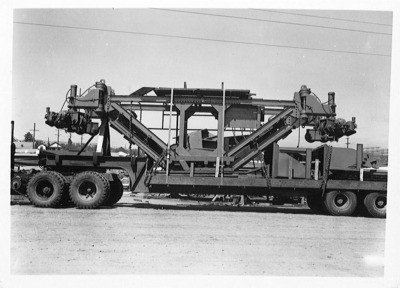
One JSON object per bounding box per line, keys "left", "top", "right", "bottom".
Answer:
{"left": 11, "top": 9, "right": 392, "bottom": 150}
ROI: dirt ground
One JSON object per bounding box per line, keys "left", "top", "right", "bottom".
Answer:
{"left": 10, "top": 194, "right": 386, "bottom": 276}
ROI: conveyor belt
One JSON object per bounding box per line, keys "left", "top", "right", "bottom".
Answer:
{"left": 226, "top": 107, "right": 295, "bottom": 170}
{"left": 109, "top": 103, "right": 167, "bottom": 161}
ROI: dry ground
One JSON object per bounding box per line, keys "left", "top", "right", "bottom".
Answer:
{"left": 11, "top": 194, "right": 386, "bottom": 276}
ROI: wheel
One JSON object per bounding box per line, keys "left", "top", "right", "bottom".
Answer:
{"left": 47, "top": 171, "right": 71, "bottom": 206}
{"left": 27, "top": 171, "right": 66, "bottom": 208}
{"left": 11, "top": 176, "right": 24, "bottom": 195}
{"left": 307, "top": 193, "right": 326, "bottom": 214}
{"left": 364, "top": 192, "right": 386, "bottom": 218}
{"left": 323, "top": 190, "right": 357, "bottom": 216}
{"left": 69, "top": 171, "right": 110, "bottom": 209}
{"left": 104, "top": 174, "right": 124, "bottom": 206}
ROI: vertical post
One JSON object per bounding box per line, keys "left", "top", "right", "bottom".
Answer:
{"left": 314, "top": 159, "right": 320, "bottom": 180}
{"left": 215, "top": 157, "right": 220, "bottom": 177}
{"left": 215, "top": 82, "right": 225, "bottom": 178}
{"left": 56, "top": 129, "right": 60, "bottom": 148}
{"left": 30, "top": 123, "right": 39, "bottom": 149}
{"left": 271, "top": 143, "right": 279, "bottom": 178}
{"left": 175, "top": 111, "right": 179, "bottom": 141}
{"left": 177, "top": 104, "right": 189, "bottom": 149}
{"left": 96, "top": 119, "right": 111, "bottom": 155}
{"left": 305, "top": 148, "right": 312, "bottom": 179}
{"left": 33, "top": 123, "right": 36, "bottom": 148}
{"left": 11, "top": 120, "right": 14, "bottom": 145}
{"left": 190, "top": 162, "right": 194, "bottom": 177}
{"left": 166, "top": 88, "right": 174, "bottom": 184}
{"left": 11, "top": 121, "right": 15, "bottom": 170}
{"left": 356, "top": 143, "right": 363, "bottom": 170}
{"left": 288, "top": 157, "right": 293, "bottom": 179}
{"left": 221, "top": 82, "right": 225, "bottom": 179}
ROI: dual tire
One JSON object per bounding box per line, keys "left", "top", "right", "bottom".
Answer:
{"left": 27, "top": 171, "right": 124, "bottom": 209}
{"left": 323, "top": 190, "right": 357, "bottom": 216}
{"left": 69, "top": 172, "right": 124, "bottom": 208}
{"left": 69, "top": 171, "right": 110, "bottom": 209}
{"left": 103, "top": 174, "right": 124, "bottom": 206}
{"left": 307, "top": 190, "right": 357, "bottom": 216}
{"left": 27, "top": 171, "right": 67, "bottom": 208}
{"left": 307, "top": 190, "right": 386, "bottom": 218}
{"left": 363, "top": 192, "right": 386, "bottom": 218}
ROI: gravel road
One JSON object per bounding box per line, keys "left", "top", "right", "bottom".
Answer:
{"left": 11, "top": 194, "right": 386, "bottom": 276}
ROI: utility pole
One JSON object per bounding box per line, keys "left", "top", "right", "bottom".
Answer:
{"left": 30, "top": 123, "right": 39, "bottom": 148}
{"left": 346, "top": 137, "right": 350, "bottom": 148}
{"left": 56, "top": 129, "right": 60, "bottom": 148}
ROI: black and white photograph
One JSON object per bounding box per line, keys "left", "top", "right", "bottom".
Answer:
{"left": 2, "top": 1, "right": 400, "bottom": 288}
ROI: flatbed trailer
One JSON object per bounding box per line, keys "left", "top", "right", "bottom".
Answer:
{"left": 13, "top": 80, "right": 387, "bottom": 218}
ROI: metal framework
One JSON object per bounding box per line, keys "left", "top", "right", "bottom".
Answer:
{"left": 20, "top": 79, "right": 387, "bottom": 217}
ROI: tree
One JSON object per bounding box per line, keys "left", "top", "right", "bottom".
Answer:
{"left": 24, "top": 132, "right": 33, "bottom": 142}
{"left": 35, "top": 140, "right": 45, "bottom": 149}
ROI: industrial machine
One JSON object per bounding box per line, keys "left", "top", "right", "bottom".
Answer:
{"left": 17, "top": 80, "right": 387, "bottom": 218}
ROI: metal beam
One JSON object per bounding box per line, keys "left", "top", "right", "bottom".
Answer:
{"left": 111, "top": 95, "right": 296, "bottom": 108}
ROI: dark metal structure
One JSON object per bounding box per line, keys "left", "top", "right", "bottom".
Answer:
{"left": 16, "top": 80, "right": 387, "bottom": 218}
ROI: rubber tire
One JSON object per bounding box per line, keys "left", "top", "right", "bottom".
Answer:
{"left": 27, "top": 171, "right": 66, "bottom": 208}
{"left": 323, "top": 190, "right": 357, "bottom": 216}
{"left": 104, "top": 174, "right": 124, "bottom": 206}
{"left": 47, "top": 171, "right": 71, "bottom": 207}
{"left": 69, "top": 171, "right": 110, "bottom": 209}
{"left": 11, "top": 176, "right": 24, "bottom": 195}
{"left": 307, "top": 194, "right": 326, "bottom": 214}
{"left": 364, "top": 192, "right": 386, "bottom": 218}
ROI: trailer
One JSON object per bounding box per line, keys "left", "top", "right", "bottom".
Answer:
{"left": 14, "top": 80, "right": 387, "bottom": 218}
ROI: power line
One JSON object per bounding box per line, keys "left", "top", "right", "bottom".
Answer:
{"left": 13, "top": 21, "right": 391, "bottom": 57}
{"left": 253, "top": 9, "right": 392, "bottom": 27}
{"left": 153, "top": 8, "right": 391, "bottom": 36}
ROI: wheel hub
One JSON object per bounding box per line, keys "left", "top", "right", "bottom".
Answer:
{"left": 12, "top": 178, "right": 22, "bottom": 190}
{"left": 334, "top": 194, "right": 348, "bottom": 207}
{"left": 78, "top": 181, "right": 97, "bottom": 199}
{"left": 36, "top": 180, "right": 54, "bottom": 199}
{"left": 375, "top": 196, "right": 386, "bottom": 209}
